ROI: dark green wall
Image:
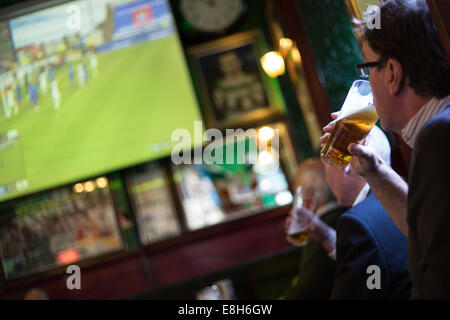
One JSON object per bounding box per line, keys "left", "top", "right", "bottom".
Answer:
{"left": 296, "top": 0, "right": 363, "bottom": 112}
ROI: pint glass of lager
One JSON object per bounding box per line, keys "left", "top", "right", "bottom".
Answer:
{"left": 321, "top": 80, "right": 378, "bottom": 168}
{"left": 287, "top": 186, "right": 317, "bottom": 246}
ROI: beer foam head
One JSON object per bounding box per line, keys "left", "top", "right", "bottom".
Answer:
{"left": 339, "top": 80, "right": 374, "bottom": 119}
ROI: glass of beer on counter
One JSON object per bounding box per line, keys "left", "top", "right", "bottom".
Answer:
{"left": 321, "top": 80, "right": 378, "bottom": 168}
{"left": 287, "top": 186, "right": 317, "bottom": 246}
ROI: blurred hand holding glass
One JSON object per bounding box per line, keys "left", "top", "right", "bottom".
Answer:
{"left": 320, "top": 80, "right": 378, "bottom": 168}
{"left": 286, "top": 186, "right": 317, "bottom": 246}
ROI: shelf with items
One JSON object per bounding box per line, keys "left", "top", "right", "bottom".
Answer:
{"left": 0, "top": 176, "right": 125, "bottom": 282}
{"left": 169, "top": 121, "right": 296, "bottom": 232}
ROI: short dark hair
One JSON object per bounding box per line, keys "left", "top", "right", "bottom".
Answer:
{"left": 358, "top": 0, "right": 450, "bottom": 98}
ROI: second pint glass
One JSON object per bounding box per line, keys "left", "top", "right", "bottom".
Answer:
{"left": 287, "top": 186, "right": 317, "bottom": 246}
{"left": 321, "top": 80, "right": 378, "bottom": 168}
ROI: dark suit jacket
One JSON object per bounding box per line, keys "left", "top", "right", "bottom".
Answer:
{"left": 331, "top": 192, "right": 411, "bottom": 299}
{"left": 283, "top": 206, "right": 348, "bottom": 300}
{"left": 408, "top": 106, "right": 450, "bottom": 299}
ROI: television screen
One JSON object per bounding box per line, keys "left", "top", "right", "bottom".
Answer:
{"left": 0, "top": 0, "right": 202, "bottom": 202}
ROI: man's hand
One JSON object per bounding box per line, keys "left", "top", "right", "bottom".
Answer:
{"left": 308, "top": 214, "right": 336, "bottom": 255}
{"left": 285, "top": 204, "right": 337, "bottom": 256}
{"left": 320, "top": 112, "right": 340, "bottom": 148}
{"left": 347, "top": 142, "right": 384, "bottom": 178}
{"left": 286, "top": 206, "right": 315, "bottom": 235}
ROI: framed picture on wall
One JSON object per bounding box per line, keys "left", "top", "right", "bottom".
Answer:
{"left": 125, "top": 162, "right": 181, "bottom": 245}
{"left": 187, "top": 30, "right": 284, "bottom": 129}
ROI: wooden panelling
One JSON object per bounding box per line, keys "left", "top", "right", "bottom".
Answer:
{"left": 0, "top": 251, "right": 149, "bottom": 300}
{"left": 427, "top": 0, "right": 450, "bottom": 61}
{"left": 147, "top": 209, "right": 290, "bottom": 287}
{"left": 0, "top": 206, "right": 291, "bottom": 299}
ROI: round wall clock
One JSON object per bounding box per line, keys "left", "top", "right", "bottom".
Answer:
{"left": 180, "top": 0, "right": 245, "bottom": 33}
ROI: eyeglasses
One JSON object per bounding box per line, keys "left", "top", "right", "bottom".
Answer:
{"left": 356, "top": 61, "right": 381, "bottom": 78}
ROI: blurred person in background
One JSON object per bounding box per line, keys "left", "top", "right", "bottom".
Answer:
{"left": 298, "top": 126, "right": 411, "bottom": 299}
{"left": 281, "top": 158, "right": 349, "bottom": 299}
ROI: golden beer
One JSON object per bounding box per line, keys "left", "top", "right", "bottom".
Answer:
{"left": 287, "top": 230, "right": 309, "bottom": 246}
{"left": 321, "top": 105, "right": 378, "bottom": 168}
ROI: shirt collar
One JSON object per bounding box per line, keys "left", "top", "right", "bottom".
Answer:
{"left": 401, "top": 95, "right": 450, "bottom": 148}
{"left": 352, "top": 184, "right": 370, "bottom": 207}
{"left": 316, "top": 201, "right": 340, "bottom": 218}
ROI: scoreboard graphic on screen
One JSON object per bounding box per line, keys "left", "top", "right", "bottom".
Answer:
{"left": 133, "top": 6, "right": 153, "bottom": 27}
{"left": 113, "top": 0, "right": 171, "bottom": 42}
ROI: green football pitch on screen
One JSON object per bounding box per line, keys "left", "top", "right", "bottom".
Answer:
{"left": 0, "top": 35, "right": 202, "bottom": 202}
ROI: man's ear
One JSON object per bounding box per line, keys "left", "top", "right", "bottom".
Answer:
{"left": 385, "top": 58, "right": 405, "bottom": 96}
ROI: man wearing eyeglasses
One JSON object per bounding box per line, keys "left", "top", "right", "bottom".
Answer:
{"left": 322, "top": 0, "right": 450, "bottom": 299}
